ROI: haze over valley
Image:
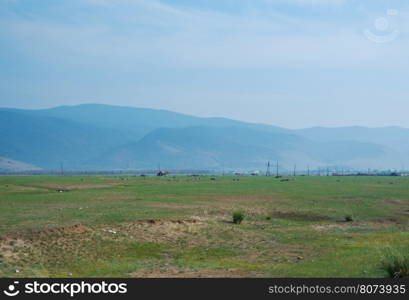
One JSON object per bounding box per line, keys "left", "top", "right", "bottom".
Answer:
{"left": 1, "top": 104, "right": 408, "bottom": 172}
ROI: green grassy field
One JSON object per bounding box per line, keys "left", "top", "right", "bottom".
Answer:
{"left": 1, "top": 175, "right": 409, "bottom": 278}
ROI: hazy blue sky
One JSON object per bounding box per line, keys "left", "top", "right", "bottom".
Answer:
{"left": 1, "top": 0, "right": 408, "bottom": 128}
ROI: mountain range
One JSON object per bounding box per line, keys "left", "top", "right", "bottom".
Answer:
{"left": 1, "top": 104, "right": 408, "bottom": 171}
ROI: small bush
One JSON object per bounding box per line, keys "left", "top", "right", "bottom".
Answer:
{"left": 232, "top": 210, "right": 244, "bottom": 224}
{"left": 344, "top": 215, "right": 353, "bottom": 222}
{"left": 381, "top": 247, "right": 409, "bottom": 278}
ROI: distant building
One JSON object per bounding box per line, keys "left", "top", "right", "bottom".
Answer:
{"left": 157, "top": 170, "right": 169, "bottom": 176}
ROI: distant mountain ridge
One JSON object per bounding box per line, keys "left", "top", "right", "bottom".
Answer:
{"left": 0, "top": 104, "right": 407, "bottom": 171}
{"left": 4, "top": 104, "right": 286, "bottom": 141}
{"left": 0, "top": 157, "right": 40, "bottom": 171}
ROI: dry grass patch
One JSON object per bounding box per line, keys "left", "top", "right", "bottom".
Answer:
{"left": 32, "top": 183, "right": 121, "bottom": 190}
{"left": 1, "top": 185, "right": 48, "bottom": 193}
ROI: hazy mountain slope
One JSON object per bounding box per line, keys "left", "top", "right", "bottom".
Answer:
{"left": 0, "top": 104, "right": 407, "bottom": 171}
{"left": 2, "top": 104, "right": 287, "bottom": 140}
{"left": 0, "top": 110, "right": 135, "bottom": 169}
{"left": 94, "top": 126, "right": 395, "bottom": 170}
{"left": 0, "top": 157, "right": 40, "bottom": 171}
{"left": 92, "top": 126, "right": 302, "bottom": 169}
{"left": 295, "top": 126, "right": 409, "bottom": 152}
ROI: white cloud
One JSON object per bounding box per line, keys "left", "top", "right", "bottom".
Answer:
{"left": 2, "top": 0, "right": 409, "bottom": 127}
{"left": 6, "top": 1, "right": 408, "bottom": 69}
{"left": 1, "top": 0, "right": 408, "bottom": 71}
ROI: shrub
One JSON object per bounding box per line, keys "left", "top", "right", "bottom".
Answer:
{"left": 344, "top": 215, "right": 353, "bottom": 222}
{"left": 381, "top": 247, "right": 409, "bottom": 278}
{"left": 232, "top": 210, "right": 244, "bottom": 224}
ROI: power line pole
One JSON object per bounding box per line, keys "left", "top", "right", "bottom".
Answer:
{"left": 293, "top": 164, "right": 296, "bottom": 176}
{"left": 307, "top": 164, "right": 310, "bottom": 176}
{"left": 266, "top": 161, "right": 271, "bottom": 176}
{"left": 276, "top": 161, "right": 279, "bottom": 177}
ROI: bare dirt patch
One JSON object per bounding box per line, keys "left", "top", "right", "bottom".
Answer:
{"left": 0, "top": 238, "right": 32, "bottom": 263}
{"left": 311, "top": 218, "right": 409, "bottom": 232}
{"left": 132, "top": 219, "right": 198, "bottom": 225}
{"left": 112, "top": 219, "right": 206, "bottom": 245}
{"left": 370, "top": 218, "right": 407, "bottom": 226}
{"left": 270, "top": 210, "right": 333, "bottom": 222}
{"left": 130, "top": 266, "right": 247, "bottom": 278}
{"left": 311, "top": 223, "right": 352, "bottom": 232}
{"left": 24, "top": 224, "right": 90, "bottom": 238}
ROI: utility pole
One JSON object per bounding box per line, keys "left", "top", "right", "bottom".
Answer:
{"left": 293, "top": 164, "right": 296, "bottom": 176}
{"left": 276, "top": 161, "right": 279, "bottom": 177}
{"left": 318, "top": 167, "right": 321, "bottom": 176}
{"left": 266, "top": 161, "right": 271, "bottom": 176}
{"left": 307, "top": 165, "right": 310, "bottom": 176}
{"left": 60, "top": 162, "right": 64, "bottom": 176}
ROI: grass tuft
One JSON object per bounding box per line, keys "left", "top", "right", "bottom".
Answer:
{"left": 344, "top": 215, "right": 353, "bottom": 222}
{"left": 232, "top": 210, "right": 244, "bottom": 224}
{"left": 380, "top": 247, "right": 409, "bottom": 278}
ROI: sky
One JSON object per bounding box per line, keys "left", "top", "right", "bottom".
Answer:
{"left": 1, "top": 0, "right": 408, "bottom": 129}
